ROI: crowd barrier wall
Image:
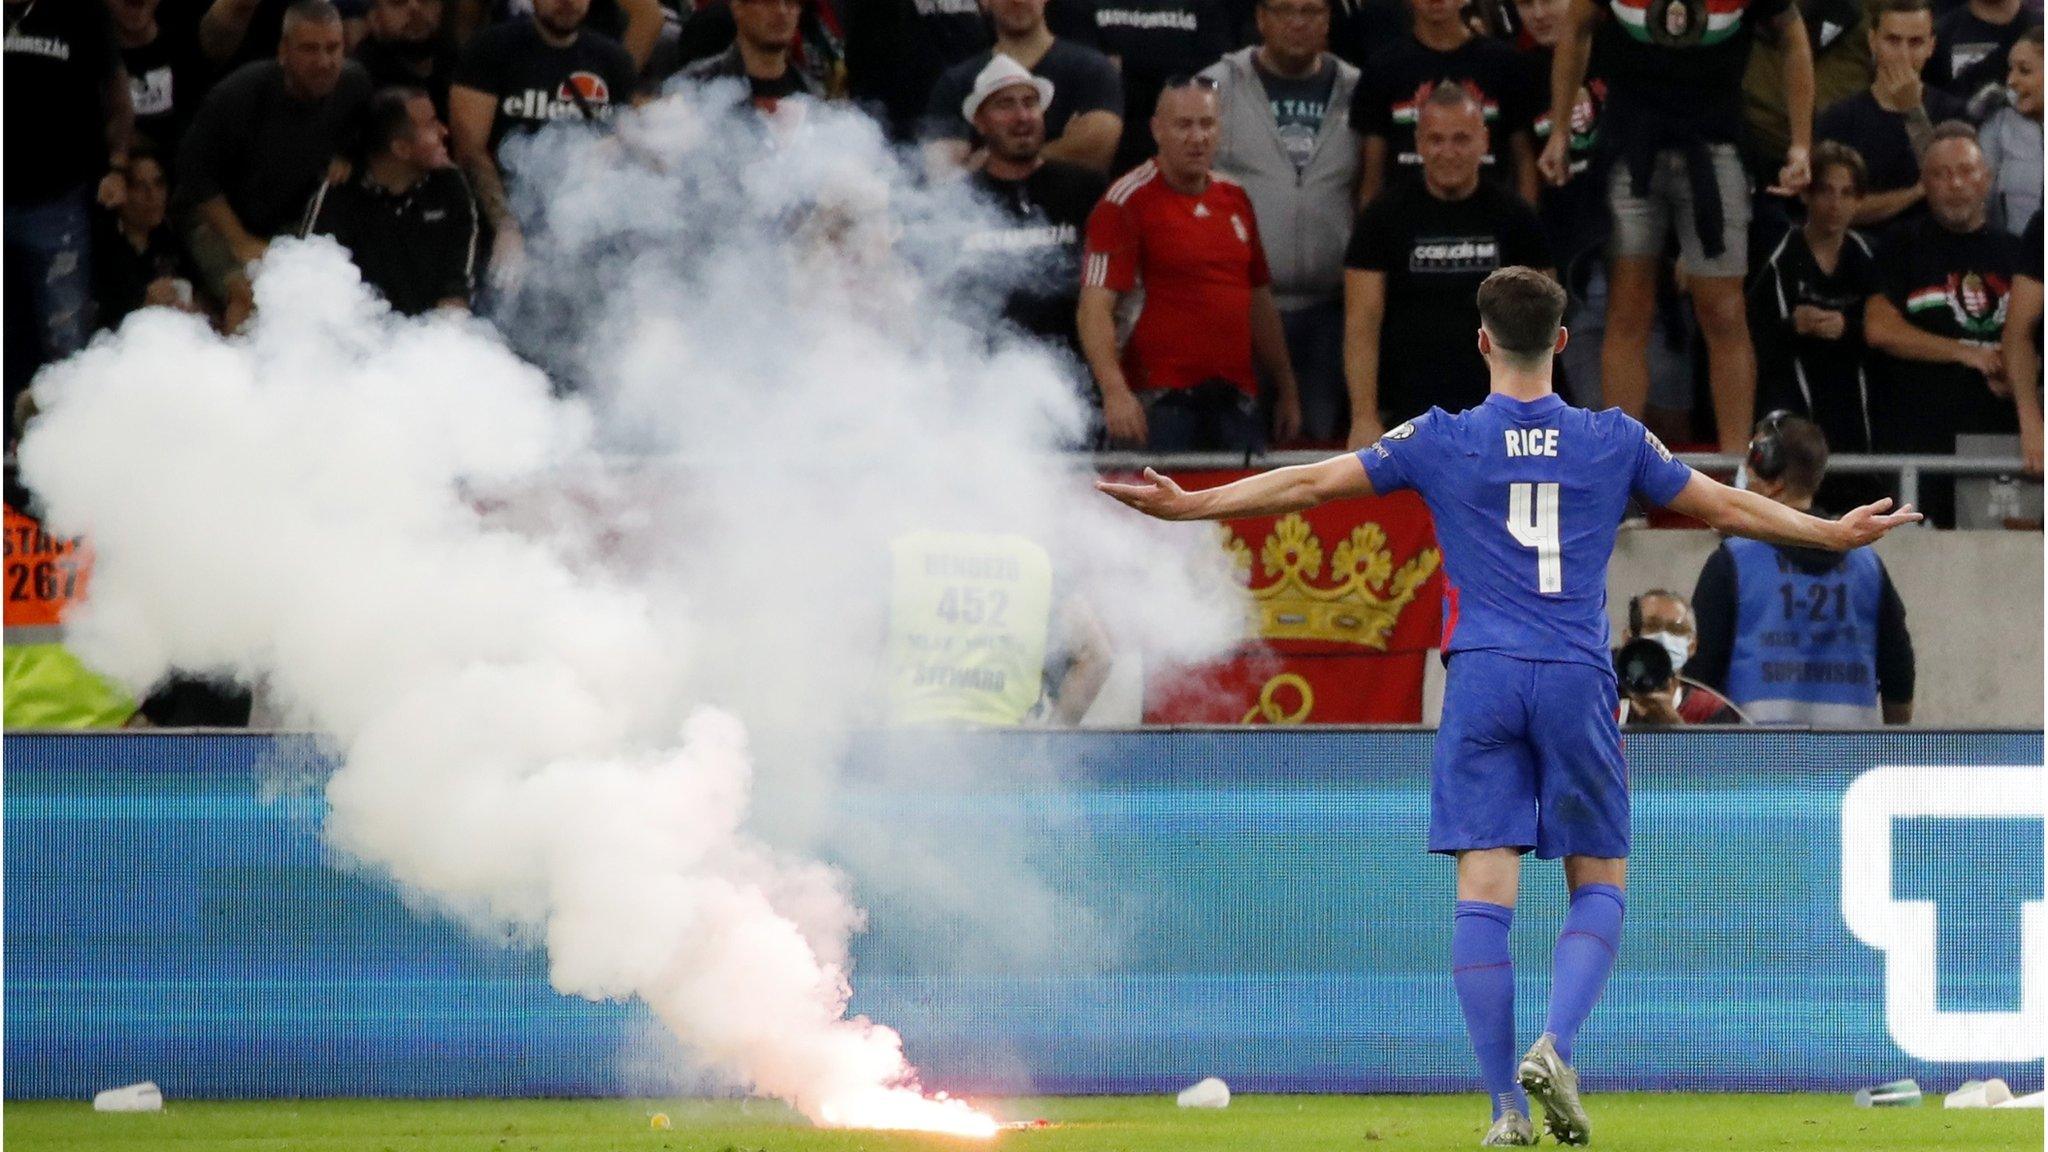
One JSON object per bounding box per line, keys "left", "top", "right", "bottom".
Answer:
{"left": 6, "top": 730, "right": 2041, "bottom": 1099}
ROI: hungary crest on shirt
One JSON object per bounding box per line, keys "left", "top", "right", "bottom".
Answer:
{"left": 1611, "top": 0, "right": 1746, "bottom": 48}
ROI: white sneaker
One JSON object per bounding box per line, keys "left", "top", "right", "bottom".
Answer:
{"left": 1518, "top": 1032, "right": 1591, "bottom": 1145}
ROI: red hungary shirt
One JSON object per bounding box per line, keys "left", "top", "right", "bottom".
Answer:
{"left": 1082, "top": 161, "right": 1271, "bottom": 396}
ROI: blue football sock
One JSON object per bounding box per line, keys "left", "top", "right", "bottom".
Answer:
{"left": 1452, "top": 899, "right": 1527, "bottom": 1119}
{"left": 1545, "top": 882, "right": 1626, "bottom": 1065}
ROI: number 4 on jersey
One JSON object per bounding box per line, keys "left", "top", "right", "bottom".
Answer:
{"left": 1507, "top": 482, "right": 1562, "bottom": 593}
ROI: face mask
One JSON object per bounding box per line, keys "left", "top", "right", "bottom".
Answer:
{"left": 1732, "top": 462, "right": 1749, "bottom": 491}
{"left": 1647, "top": 631, "right": 1690, "bottom": 674}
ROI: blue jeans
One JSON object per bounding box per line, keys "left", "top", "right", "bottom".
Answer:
{"left": 5, "top": 188, "right": 95, "bottom": 369}
{"left": 1139, "top": 380, "right": 1264, "bottom": 453}
{"left": 1278, "top": 298, "right": 1346, "bottom": 442}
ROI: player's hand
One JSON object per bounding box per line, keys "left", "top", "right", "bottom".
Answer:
{"left": 1101, "top": 386, "right": 1147, "bottom": 446}
{"left": 1835, "top": 497, "right": 1923, "bottom": 548}
{"left": 1096, "top": 467, "right": 1198, "bottom": 520}
{"left": 2023, "top": 419, "right": 2044, "bottom": 477}
{"left": 1346, "top": 413, "right": 1385, "bottom": 452}
{"left": 1271, "top": 389, "right": 1302, "bottom": 445}
{"left": 1538, "top": 134, "right": 1572, "bottom": 187}
{"left": 1768, "top": 146, "right": 1811, "bottom": 197}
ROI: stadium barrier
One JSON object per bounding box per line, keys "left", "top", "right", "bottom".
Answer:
{"left": 5, "top": 730, "right": 2040, "bottom": 1099}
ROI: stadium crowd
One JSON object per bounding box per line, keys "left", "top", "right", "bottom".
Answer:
{"left": 3, "top": 0, "right": 2043, "bottom": 514}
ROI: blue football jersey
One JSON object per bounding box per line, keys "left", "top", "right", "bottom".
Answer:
{"left": 1356, "top": 393, "right": 1695, "bottom": 671}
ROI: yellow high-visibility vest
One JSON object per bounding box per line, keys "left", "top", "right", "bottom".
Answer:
{"left": 885, "top": 531, "right": 1054, "bottom": 726}
{"left": 5, "top": 504, "right": 134, "bottom": 729}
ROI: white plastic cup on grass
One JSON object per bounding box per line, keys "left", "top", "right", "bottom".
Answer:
{"left": 93, "top": 1082, "right": 164, "bottom": 1113}
{"left": 1176, "top": 1078, "right": 1231, "bottom": 1109}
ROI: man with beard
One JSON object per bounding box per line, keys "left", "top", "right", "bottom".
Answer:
{"left": 355, "top": 0, "right": 459, "bottom": 115}
{"left": 174, "top": 0, "right": 370, "bottom": 329}
{"left": 961, "top": 56, "right": 1106, "bottom": 377}
{"left": 1865, "top": 121, "right": 2032, "bottom": 524}
{"left": 449, "top": 0, "right": 638, "bottom": 279}
{"left": 923, "top": 0, "right": 1124, "bottom": 174}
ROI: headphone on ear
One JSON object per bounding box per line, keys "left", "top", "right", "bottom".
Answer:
{"left": 1747, "top": 410, "right": 1796, "bottom": 483}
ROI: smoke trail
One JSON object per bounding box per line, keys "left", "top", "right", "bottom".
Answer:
{"left": 17, "top": 89, "right": 1245, "bottom": 1125}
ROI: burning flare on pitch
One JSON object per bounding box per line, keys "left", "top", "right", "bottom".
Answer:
{"left": 818, "top": 1086, "right": 1000, "bottom": 1138}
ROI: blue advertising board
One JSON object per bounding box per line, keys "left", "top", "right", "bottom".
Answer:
{"left": 5, "top": 730, "right": 2040, "bottom": 1099}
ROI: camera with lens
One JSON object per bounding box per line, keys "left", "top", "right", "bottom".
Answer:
{"left": 1615, "top": 636, "right": 1675, "bottom": 696}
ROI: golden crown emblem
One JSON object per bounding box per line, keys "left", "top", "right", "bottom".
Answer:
{"left": 1224, "top": 514, "right": 1441, "bottom": 649}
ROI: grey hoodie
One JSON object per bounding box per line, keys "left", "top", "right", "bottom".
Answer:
{"left": 1199, "top": 47, "right": 1362, "bottom": 311}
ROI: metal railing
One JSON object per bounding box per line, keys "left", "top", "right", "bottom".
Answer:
{"left": 1088, "top": 451, "right": 2037, "bottom": 512}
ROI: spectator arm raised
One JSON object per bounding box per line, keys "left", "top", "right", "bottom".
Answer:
{"left": 448, "top": 86, "right": 510, "bottom": 231}
{"left": 198, "top": 0, "right": 263, "bottom": 64}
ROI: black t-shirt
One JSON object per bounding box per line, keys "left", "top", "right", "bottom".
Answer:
{"left": 1520, "top": 45, "right": 1610, "bottom": 257}
{"left": 354, "top": 34, "right": 462, "bottom": 119}
{"left": 92, "top": 217, "right": 191, "bottom": 328}
{"left": 121, "top": 17, "right": 208, "bottom": 162}
{"left": 1871, "top": 215, "right": 2024, "bottom": 446}
{"left": 963, "top": 159, "right": 1107, "bottom": 353}
{"left": 299, "top": 167, "right": 479, "bottom": 315}
{"left": 1329, "top": 0, "right": 1406, "bottom": 68}
{"left": 2024, "top": 209, "right": 2044, "bottom": 279}
{"left": 1256, "top": 56, "right": 1339, "bottom": 174}
{"left": 172, "top": 59, "right": 372, "bottom": 237}
{"left": 1343, "top": 179, "right": 1553, "bottom": 419}
{"left": 1350, "top": 36, "right": 1537, "bottom": 182}
{"left": 923, "top": 39, "right": 1123, "bottom": 144}
{"left": 844, "top": 0, "right": 991, "bottom": 139}
{"left": 1594, "top": 0, "right": 1792, "bottom": 140}
{"left": 1816, "top": 89, "right": 1967, "bottom": 194}
{"left": 4, "top": 0, "right": 122, "bottom": 204}
{"left": 452, "top": 20, "right": 639, "bottom": 157}
{"left": 745, "top": 68, "right": 808, "bottom": 109}
{"left": 1749, "top": 228, "right": 1881, "bottom": 452}
{"left": 1926, "top": 5, "right": 2041, "bottom": 98}
{"left": 1090, "top": 0, "right": 1232, "bottom": 170}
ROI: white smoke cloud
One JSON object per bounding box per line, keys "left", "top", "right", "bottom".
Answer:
{"left": 17, "top": 89, "right": 1245, "bottom": 1127}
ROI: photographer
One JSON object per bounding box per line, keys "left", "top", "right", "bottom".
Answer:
{"left": 1689, "top": 413, "right": 1917, "bottom": 725}
{"left": 1614, "top": 590, "right": 1749, "bottom": 725}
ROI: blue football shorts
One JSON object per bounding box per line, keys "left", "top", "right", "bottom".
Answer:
{"left": 1428, "top": 649, "right": 1630, "bottom": 859}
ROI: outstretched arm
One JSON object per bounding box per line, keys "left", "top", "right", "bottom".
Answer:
{"left": 1664, "top": 471, "right": 1921, "bottom": 550}
{"left": 1096, "top": 454, "right": 1375, "bottom": 521}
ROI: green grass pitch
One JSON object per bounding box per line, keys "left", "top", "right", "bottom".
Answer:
{"left": 6, "top": 1095, "right": 2040, "bottom": 1151}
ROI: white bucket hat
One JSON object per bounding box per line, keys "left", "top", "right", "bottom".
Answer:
{"left": 962, "top": 53, "right": 1056, "bottom": 121}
